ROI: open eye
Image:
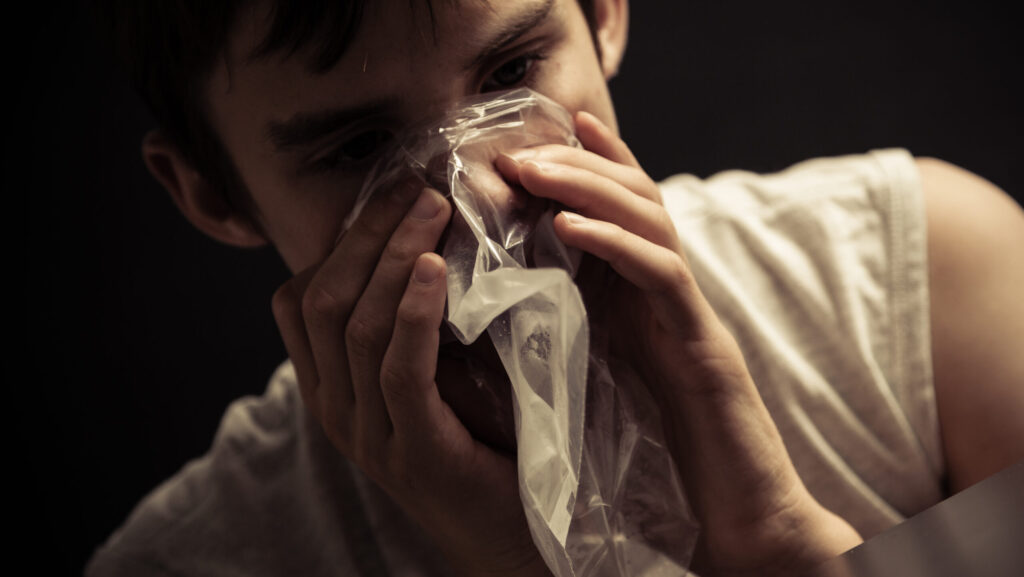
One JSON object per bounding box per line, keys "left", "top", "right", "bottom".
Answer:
{"left": 481, "top": 54, "right": 544, "bottom": 92}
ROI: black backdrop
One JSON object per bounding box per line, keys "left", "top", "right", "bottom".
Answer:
{"left": 19, "top": 2, "right": 1021, "bottom": 574}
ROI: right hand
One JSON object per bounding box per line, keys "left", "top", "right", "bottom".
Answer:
{"left": 271, "top": 184, "right": 549, "bottom": 577}
{"left": 498, "top": 111, "right": 862, "bottom": 576}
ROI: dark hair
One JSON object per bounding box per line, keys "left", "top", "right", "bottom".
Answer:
{"left": 97, "top": 0, "right": 599, "bottom": 225}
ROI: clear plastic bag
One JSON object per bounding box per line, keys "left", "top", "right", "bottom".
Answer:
{"left": 343, "top": 88, "right": 698, "bottom": 576}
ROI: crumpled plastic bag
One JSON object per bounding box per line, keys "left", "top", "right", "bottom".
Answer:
{"left": 342, "top": 88, "right": 699, "bottom": 576}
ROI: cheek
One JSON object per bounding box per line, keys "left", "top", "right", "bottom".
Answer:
{"left": 535, "top": 43, "right": 617, "bottom": 134}
{"left": 254, "top": 179, "right": 363, "bottom": 273}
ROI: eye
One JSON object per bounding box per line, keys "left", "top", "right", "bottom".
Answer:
{"left": 312, "top": 129, "right": 393, "bottom": 172}
{"left": 481, "top": 53, "right": 544, "bottom": 92}
{"left": 338, "top": 130, "right": 392, "bottom": 162}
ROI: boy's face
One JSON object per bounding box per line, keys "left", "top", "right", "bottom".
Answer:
{"left": 204, "top": 0, "right": 622, "bottom": 273}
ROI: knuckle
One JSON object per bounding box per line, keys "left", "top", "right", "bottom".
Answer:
{"left": 395, "top": 299, "right": 434, "bottom": 332}
{"left": 344, "top": 315, "right": 378, "bottom": 357}
{"left": 604, "top": 225, "right": 632, "bottom": 265}
{"left": 301, "top": 283, "right": 346, "bottom": 330}
{"left": 571, "top": 183, "right": 596, "bottom": 211}
{"left": 663, "top": 254, "right": 694, "bottom": 292}
{"left": 654, "top": 209, "right": 679, "bottom": 239}
{"left": 378, "top": 362, "right": 413, "bottom": 405}
{"left": 301, "top": 283, "right": 333, "bottom": 318}
{"left": 649, "top": 183, "right": 665, "bottom": 203}
{"left": 361, "top": 214, "right": 396, "bottom": 239}
{"left": 608, "top": 222, "right": 630, "bottom": 246}
{"left": 637, "top": 173, "right": 664, "bottom": 202}
{"left": 352, "top": 203, "right": 401, "bottom": 239}
{"left": 624, "top": 165, "right": 646, "bottom": 181}
{"left": 383, "top": 237, "right": 420, "bottom": 264}
{"left": 270, "top": 283, "right": 297, "bottom": 323}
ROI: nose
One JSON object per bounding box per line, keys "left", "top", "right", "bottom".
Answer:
{"left": 357, "top": 90, "right": 576, "bottom": 257}
{"left": 396, "top": 105, "right": 542, "bottom": 224}
{"left": 406, "top": 90, "right": 577, "bottom": 254}
{"left": 442, "top": 140, "right": 544, "bottom": 264}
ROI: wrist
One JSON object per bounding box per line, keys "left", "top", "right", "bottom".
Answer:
{"left": 750, "top": 496, "right": 863, "bottom": 577}
{"left": 694, "top": 489, "right": 862, "bottom": 577}
{"left": 798, "top": 501, "right": 862, "bottom": 563}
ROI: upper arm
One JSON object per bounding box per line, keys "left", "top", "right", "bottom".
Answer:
{"left": 918, "top": 157, "right": 1024, "bottom": 492}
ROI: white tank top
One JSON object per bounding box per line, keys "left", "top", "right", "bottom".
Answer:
{"left": 660, "top": 148, "right": 943, "bottom": 537}
{"left": 87, "top": 149, "right": 944, "bottom": 576}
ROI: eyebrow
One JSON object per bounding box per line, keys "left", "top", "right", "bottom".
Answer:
{"left": 464, "top": 0, "right": 556, "bottom": 72}
{"left": 266, "top": 98, "right": 402, "bottom": 151}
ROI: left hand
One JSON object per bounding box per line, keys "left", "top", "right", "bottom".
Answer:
{"left": 495, "top": 112, "right": 862, "bottom": 576}
{"left": 272, "top": 184, "right": 548, "bottom": 577}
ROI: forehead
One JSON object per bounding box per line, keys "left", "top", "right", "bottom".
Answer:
{"left": 210, "top": 0, "right": 556, "bottom": 105}
{"left": 245, "top": 0, "right": 494, "bottom": 70}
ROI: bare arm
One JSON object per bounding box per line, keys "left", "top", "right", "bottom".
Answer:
{"left": 919, "top": 158, "right": 1024, "bottom": 492}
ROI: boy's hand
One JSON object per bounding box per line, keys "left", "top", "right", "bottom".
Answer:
{"left": 272, "top": 184, "right": 548, "bottom": 577}
{"left": 496, "top": 112, "right": 861, "bottom": 576}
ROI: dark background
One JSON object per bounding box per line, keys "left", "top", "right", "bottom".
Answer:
{"left": 19, "top": 1, "right": 1021, "bottom": 574}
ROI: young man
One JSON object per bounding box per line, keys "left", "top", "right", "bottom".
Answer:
{"left": 90, "top": 0, "right": 1024, "bottom": 575}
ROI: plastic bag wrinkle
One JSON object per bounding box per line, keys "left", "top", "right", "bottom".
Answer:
{"left": 343, "top": 88, "right": 698, "bottom": 576}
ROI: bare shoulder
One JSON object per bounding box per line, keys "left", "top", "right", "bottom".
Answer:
{"left": 917, "top": 157, "right": 1024, "bottom": 492}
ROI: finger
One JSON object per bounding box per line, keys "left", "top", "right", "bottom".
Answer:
{"left": 495, "top": 144, "right": 661, "bottom": 203}
{"left": 554, "top": 211, "right": 714, "bottom": 339}
{"left": 379, "top": 253, "right": 452, "bottom": 438}
{"left": 511, "top": 159, "right": 682, "bottom": 252}
{"left": 299, "top": 177, "right": 422, "bottom": 448}
{"left": 575, "top": 110, "right": 641, "bottom": 168}
{"left": 346, "top": 188, "right": 451, "bottom": 438}
{"left": 271, "top": 267, "right": 320, "bottom": 416}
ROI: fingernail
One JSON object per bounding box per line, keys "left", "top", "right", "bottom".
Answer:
{"left": 410, "top": 188, "right": 442, "bottom": 220}
{"left": 561, "top": 211, "right": 587, "bottom": 225}
{"left": 496, "top": 153, "right": 522, "bottom": 171}
{"left": 525, "top": 159, "right": 554, "bottom": 173}
{"left": 413, "top": 255, "right": 441, "bottom": 284}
